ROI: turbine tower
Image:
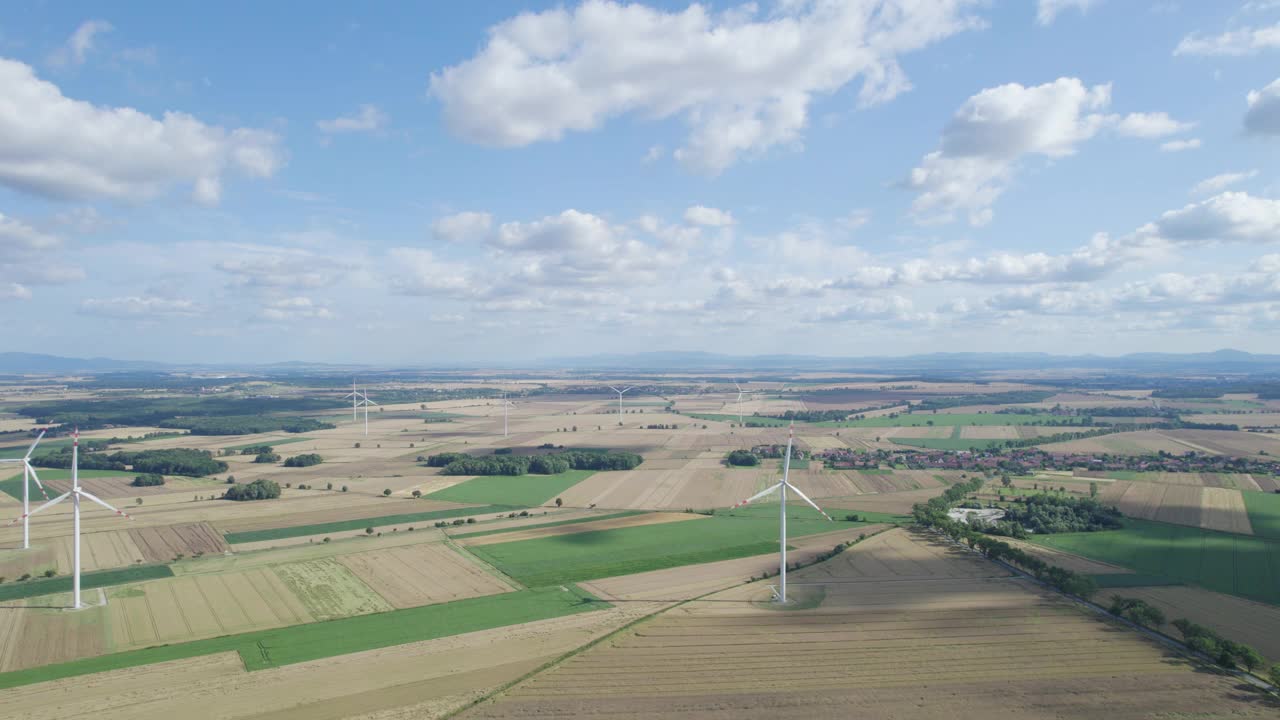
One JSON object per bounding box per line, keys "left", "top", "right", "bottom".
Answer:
{"left": 10, "top": 429, "right": 132, "bottom": 609}
{"left": 357, "top": 388, "right": 379, "bottom": 436}
{"left": 607, "top": 385, "right": 633, "bottom": 425}
{"left": 502, "top": 393, "right": 515, "bottom": 438}
{"left": 734, "top": 379, "right": 746, "bottom": 424}
{"left": 343, "top": 379, "right": 360, "bottom": 421}
{"left": 727, "top": 423, "right": 830, "bottom": 603}
{"left": 0, "top": 429, "right": 50, "bottom": 549}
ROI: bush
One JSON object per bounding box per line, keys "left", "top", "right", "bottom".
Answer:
{"left": 283, "top": 453, "right": 323, "bottom": 468}
{"left": 322, "top": 537, "right": 330, "bottom": 543}
{"left": 226, "top": 475, "right": 236, "bottom": 484}
{"left": 341, "top": 485, "right": 348, "bottom": 492}
{"left": 326, "top": 482, "right": 333, "bottom": 490}
{"left": 725, "top": 450, "right": 760, "bottom": 467}
{"left": 42, "top": 569, "right": 56, "bottom": 578}
{"left": 254, "top": 452, "right": 281, "bottom": 464}
{"left": 131, "top": 473, "right": 164, "bottom": 487}
{"left": 383, "top": 488, "right": 392, "bottom": 496}
{"left": 223, "top": 479, "right": 281, "bottom": 501}
{"left": 412, "top": 490, "right": 422, "bottom": 498}
{"left": 466, "top": 517, "right": 476, "bottom": 524}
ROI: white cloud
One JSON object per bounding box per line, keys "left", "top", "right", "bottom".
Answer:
{"left": 49, "top": 20, "right": 113, "bottom": 67}
{"left": 1037, "top": 0, "right": 1101, "bottom": 26}
{"left": 388, "top": 248, "right": 486, "bottom": 298}
{"left": 79, "top": 295, "right": 202, "bottom": 318}
{"left": 1175, "top": 21, "right": 1280, "bottom": 56}
{"left": 0, "top": 212, "right": 84, "bottom": 292}
{"left": 317, "top": 104, "right": 388, "bottom": 134}
{"left": 0, "top": 213, "right": 60, "bottom": 261}
{"left": 214, "top": 244, "right": 351, "bottom": 289}
{"left": 430, "top": 0, "right": 983, "bottom": 174}
{"left": 0, "top": 58, "right": 282, "bottom": 204}
{"left": 811, "top": 296, "right": 921, "bottom": 323}
{"left": 1245, "top": 78, "right": 1280, "bottom": 135}
{"left": 0, "top": 282, "right": 31, "bottom": 301}
{"left": 1138, "top": 192, "right": 1280, "bottom": 246}
{"left": 1114, "top": 112, "right": 1195, "bottom": 138}
{"left": 683, "top": 205, "right": 734, "bottom": 227}
{"left": 1191, "top": 170, "right": 1258, "bottom": 196}
{"left": 261, "top": 297, "right": 334, "bottom": 321}
{"left": 1160, "top": 138, "right": 1201, "bottom": 152}
{"left": 432, "top": 211, "right": 493, "bottom": 242}
{"left": 493, "top": 209, "right": 681, "bottom": 285}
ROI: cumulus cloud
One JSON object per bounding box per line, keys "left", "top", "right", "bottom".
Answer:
{"left": 49, "top": 20, "right": 113, "bottom": 67}
{"left": 0, "top": 213, "right": 60, "bottom": 261}
{"left": 1160, "top": 138, "right": 1201, "bottom": 152}
{"left": 1245, "top": 78, "right": 1280, "bottom": 135}
{"left": 811, "top": 295, "right": 920, "bottom": 323}
{"left": 214, "top": 244, "right": 350, "bottom": 289}
{"left": 1139, "top": 192, "right": 1280, "bottom": 245}
{"left": 430, "top": 0, "right": 983, "bottom": 173}
{"left": 683, "top": 205, "right": 734, "bottom": 227}
{"left": 0, "top": 58, "right": 282, "bottom": 204}
{"left": 0, "top": 212, "right": 85, "bottom": 291}
{"left": 261, "top": 297, "right": 334, "bottom": 321}
{"left": 493, "top": 209, "right": 681, "bottom": 285}
{"left": 387, "top": 248, "right": 486, "bottom": 298}
{"left": 1036, "top": 0, "right": 1101, "bottom": 26}
{"left": 0, "top": 282, "right": 31, "bottom": 301}
{"left": 1175, "top": 21, "right": 1280, "bottom": 56}
{"left": 907, "top": 78, "right": 1191, "bottom": 225}
{"left": 432, "top": 211, "right": 493, "bottom": 242}
{"left": 79, "top": 295, "right": 202, "bottom": 318}
{"left": 317, "top": 104, "right": 387, "bottom": 134}
{"left": 1191, "top": 170, "right": 1258, "bottom": 196}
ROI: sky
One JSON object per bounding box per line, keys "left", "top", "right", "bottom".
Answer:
{"left": 0, "top": 0, "right": 1278, "bottom": 365}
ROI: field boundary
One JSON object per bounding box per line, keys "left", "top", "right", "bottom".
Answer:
{"left": 223, "top": 504, "right": 512, "bottom": 544}
{"left": 449, "top": 510, "right": 645, "bottom": 540}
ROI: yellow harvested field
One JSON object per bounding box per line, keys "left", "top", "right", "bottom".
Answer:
{"left": 1104, "top": 484, "right": 1253, "bottom": 534}
{"left": 1199, "top": 487, "right": 1253, "bottom": 535}
{"left": 107, "top": 568, "right": 315, "bottom": 653}
{"left": 459, "top": 512, "right": 705, "bottom": 547}
{"left": 337, "top": 543, "right": 513, "bottom": 608}
{"left": 959, "top": 425, "right": 1019, "bottom": 440}
{"left": 272, "top": 558, "right": 393, "bottom": 620}
{"left": 129, "top": 522, "right": 229, "bottom": 562}
{"left": 1113, "top": 585, "right": 1280, "bottom": 662}
{"left": 465, "top": 530, "right": 1248, "bottom": 720}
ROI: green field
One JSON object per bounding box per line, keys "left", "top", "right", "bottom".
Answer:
{"left": 0, "top": 564, "right": 174, "bottom": 602}
{"left": 683, "top": 413, "right": 790, "bottom": 426}
{"left": 426, "top": 470, "right": 595, "bottom": 507}
{"left": 817, "top": 413, "right": 1088, "bottom": 428}
{"left": 223, "top": 504, "right": 512, "bottom": 544}
{"left": 1089, "top": 573, "right": 1183, "bottom": 588}
{"left": 0, "top": 586, "right": 603, "bottom": 690}
{"left": 1030, "top": 518, "right": 1280, "bottom": 605}
{"left": 468, "top": 506, "right": 870, "bottom": 587}
{"left": 219, "top": 437, "right": 314, "bottom": 452}
{"left": 451, "top": 510, "right": 645, "bottom": 539}
{"left": 1242, "top": 491, "right": 1280, "bottom": 541}
{"left": 0, "top": 468, "right": 151, "bottom": 501}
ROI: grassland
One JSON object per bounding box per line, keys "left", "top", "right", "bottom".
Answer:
{"left": 451, "top": 510, "right": 646, "bottom": 539}
{"left": 0, "top": 586, "right": 604, "bottom": 690}
{"left": 468, "top": 506, "right": 871, "bottom": 587}
{"left": 222, "top": 505, "right": 512, "bottom": 544}
{"left": 1031, "top": 518, "right": 1280, "bottom": 605}
{"left": 1089, "top": 573, "right": 1183, "bottom": 588}
{"left": 0, "top": 468, "right": 141, "bottom": 500}
{"left": 426, "top": 470, "right": 595, "bottom": 507}
{"left": 0, "top": 564, "right": 173, "bottom": 602}
{"left": 1242, "top": 490, "right": 1280, "bottom": 540}
{"left": 817, "top": 413, "right": 1088, "bottom": 428}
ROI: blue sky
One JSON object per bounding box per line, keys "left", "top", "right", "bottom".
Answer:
{"left": 1, "top": 0, "right": 1278, "bottom": 364}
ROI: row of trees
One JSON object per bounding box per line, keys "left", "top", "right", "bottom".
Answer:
{"left": 425, "top": 450, "right": 643, "bottom": 476}
{"left": 224, "top": 478, "right": 281, "bottom": 501}
{"left": 35, "top": 447, "right": 228, "bottom": 477}
{"left": 160, "top": 415, "right": 334, "bottom": 435}
{"left": 1107, "top": 597, "right": 1271, "bottom": 675}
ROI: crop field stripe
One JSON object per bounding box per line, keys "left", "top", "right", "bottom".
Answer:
{"left": 222, "top": 504, "right": 512, "bottom": 544}
{"left": 426, "top": 470, "right": 597, "bottom": 507}
{"left": 1242, "top": 490, "right": 1280, "bottom": 540}
{"left": 0, "top": 586, "right": 607, "bottom": 690}
{"left": 1089, "top": 574, "right": 1183, "bottom": 588}
{"left": 451, "top": 511, "right": 646, "bottom": 539}
{"left": 0, "top": 564, "right": 173, "bottom": 602}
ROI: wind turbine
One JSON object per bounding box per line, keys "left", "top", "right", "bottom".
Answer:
{"left": 10, "top": 429, "right": 132, "bottom": 609}
{"left": 343, "top": 379, "right": 360, "bottom": 421}
{"left": 733, "top": 379, "right": 754, "bottom": 425}
{"left": 357, "top": 388, "right": 379, "bottom": 436}
{"left": 501, "top": 393, "right": 515, "bottom": 438}
{"left": 728, "top": 423, "right": 830, "bottom": 604}
{"left": 0, "top": 429, "right": 50, "bottom": 549}
{"left": 607, "top": 385, "right": 633, "bottom": 425}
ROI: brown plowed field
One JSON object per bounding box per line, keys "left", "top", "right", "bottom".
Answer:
{"left": 464, "top": 530, "right": 1254, "bottom": 720}
{"left": 459, "top": 512, "right": 704, "bottom": 547}
{"left": 1257, "top": 474, "right": 1280, "bottom": 492}
{"left": 1, "top": 599, "right": 108, "bottom": 672}
{"left": 129, "top": 522, "right": 229, "bottom": 563}
{"left": 1110, "top": 584, "right": 1280, "bottom": 662}
{"left": 41, "top": 476, "right": 203, "bottom": 498}
{"left": 212, "top": 499, "right": 471, "bottom": 534}
{"left": 337, "top": 543, "right": 513, "bottom": 608}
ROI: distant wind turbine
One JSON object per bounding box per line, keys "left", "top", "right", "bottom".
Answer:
{"left": 728, "top": 423, "right": 831, "bottom": 603}
{"left": 10, "top": 429, "right": 132, "bottom": 609}
{"left": 0, "top": 429, "right": 50, "bottom": 549}
{"left": 343, "top": 378, "right": 361, "bottom": 421}
{"left": 357, "top": 387, "right": 379, "bottom": 436}
{"left": 502, "top": 393, "right": 515, "bottom": 438}
{"left": 608, "top": 385, "right": 633, "bottom": 425}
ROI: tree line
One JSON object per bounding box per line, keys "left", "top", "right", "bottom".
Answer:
{"left": 977, "top": 494, "right": 1123, "bottom": 538}
{"left": 424, "top": 450, "right": 643, "bottom": 476}
{"left": 224, "top": 478, "right": 281, "bottom": 501}
{"left": 159, "top": 415, "right": 334, "bottom": 435}
{"left": 34, "top": 447, "right": 228, "bottom": 477}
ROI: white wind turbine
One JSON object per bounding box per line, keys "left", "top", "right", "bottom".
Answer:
{"left": 500, "top": 392, "right": 517, "bottom": 438}
{"left": 343, "top": 379, "right": 361, "bottom": 422}
{"left": 733, "top": 379, "right": 755, "bottom": 425}
{"left": 10, "top": 429, "right": 132, "bottom": 609}
{"left": 608, "top": 385, "right": 633, "bottom": 425}
{"left": 728, "top": 423, "right": 831, "bottom": 604}
{"left": 0, "top": 429, "right": 51, "bottom": 549}
{"left": 357, "top": 387, "right": 379, "bottom": 436}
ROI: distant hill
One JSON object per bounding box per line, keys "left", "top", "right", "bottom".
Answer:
{"left": 0, "top": 352, "right": 169, "bottom": 374}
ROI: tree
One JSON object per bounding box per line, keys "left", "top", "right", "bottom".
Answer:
{"left": 224, "top": 479, "right": 282, "bottom": 501}
{"left": 254, "top": 451, "right": 281, "bottom": 464}
{"left": 1090, "top": 481, "right": 1099, "bottom": 498}
{"left": 326, "top": 482, "right": 333, "bottom": 490}
{"left": 226, "top": 475, "right": 236, "bottom": 484}
{"left": 132, "top": 473, "right": 165, "bottom": 487}
{"left": 365, "top": 527, "right": 374, "bottom": 535}
{"left": 43, "top": 568, "right": 57, "bottom": 577}
{"left": 1000, "top": 474, "right": 1012, "bottom": 488}
{"left": 135, "top": 498, "right": 143, "bottom": 506}
{"left": 383, "top": 488, "right": 392, "bottom": 496}
{"left": 725, "top": 450, "right": 760, "bottom": 467}
{"left": 1270, "top": 663, "right": 1280, "bottom": 687}
{"left": 555, "top": 497, "right": 563, "bottom": 507}
{"left": 412, "top": 490, "right": 422, "bottom": 499}
{"left": 354, "top": 442, "right": 361, "bottom": 448}
{"left": 341, "top": 485, "right": 348, "bottom": 492}
{"left": 283, "top": 453, "right": 323, "bottom": 468}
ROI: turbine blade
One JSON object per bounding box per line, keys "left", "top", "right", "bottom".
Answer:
{"left": 785, "top": 483, "right": 833, "bottom": 521}
{"left": 622, "top": 387, "right": 633, "bottom": 394}
{"left": 607, "top": 386, "right": 620, "bottom": 394}
{"left": 8, "top": 491, "right": 72, "bottom": 525}
{"left": 24, "top": 429, "right": 47, "bottom": 460}
{"left": 729, "top": 482, "right": 782, "bottom": 509}
{"left": 78, "top": 490, "right": 133, "bottom": 520}
{"left": 26, "top": 463, "right": 49, "bottom": 500}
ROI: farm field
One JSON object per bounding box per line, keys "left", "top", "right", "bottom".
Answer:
{"left": 1243, "top": 490, "right": 1280, "bottom": 540}
{"left": 1047, "top": 428, "right": 1280, "bottom": 457}
{"left": 0, "top": 564, "right": 173, "bottom": 603}
{"left": 467, "top": 507, "right": 878, "bottom": 587}
{"left": 458, "top": 511, "right": 703, "bottom": 547}
{"left": 425, "top": 469, "right": 596, "bottom": 507}
{"left": 222, "top": 504, "right": 509, "bottom": 544}
{"left": 336, "top": 542, "right": 514, "bottom": 607}
{"left": 464, "top": 529, "right": 1255, "bottom": 719}
{"left": 1031, "top": 518, "right": 1280, "bottom": 605}
{"left": 1097, "top": 482, "right": 1255, "bottom": 534}
{"left": 818, "top": 412, "right": 1087, "bottom": 427}
{"left": 1098, "top": 583, "right": 1280, "bottom": 662}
